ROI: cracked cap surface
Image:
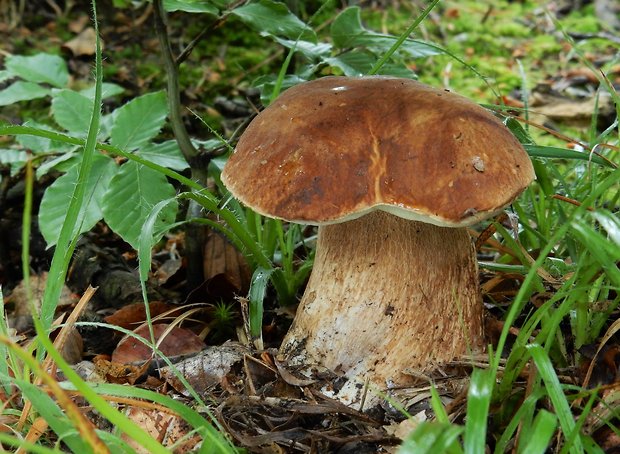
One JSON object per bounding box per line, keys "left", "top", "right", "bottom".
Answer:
{"left": 221, "top": 76, "right": 535, "bottom": 227}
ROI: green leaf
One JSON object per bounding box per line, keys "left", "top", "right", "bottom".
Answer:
{"left": 0, "top": 70, "right": 12, "bottom": 83}
{"left": 232, "top": 0, "right": 317, "bottom": 42}
{"left": 331, "top": 7, "right": 439, "bottom": 58}
{"left": 110, "top": 91, "right": 168, "bottom": 151}
{"left": 524, "top": 144, "right": 614, "bottom": 168}
{"left": 0, "top": 149, "right": 28, "bottom": 175}
{"left": 0, "top": 81, "right": 50, "bottom": 106}
{"left": 526, "top": 344, "right": 583, "bottom": 453}
{"left": 138, "top": 197, "right": 181, "bottom": 282}
{"left": 51, "top": 89, "right": 95, "bottom": 135}
{"left": 13, "top": 376, "right": 90, "bottom": 452}
{"left": 16, "top": 120, "right": 75, "bottom": 154}
{"left": 399, "top": 421, "right": 464, "bottom": 454}
{"left": 39, "top": 154, "right": 117, "bottom": 247}
{"left": 249, "top": 267, "right": 274, "bottom": 340}
{"left": 138, "top": 140, "right": 189, "bottom": 171}
{"left": 102, "top": 161, "right": 178, "bottom": 249}
{"left": 504, "top": 116, "right": 535, "bottom": 144}
{"left": 325, "top": 51, "right": 415, "bottom": 78}
{"left": 80, "top": 82, "right": 125, "bottom": 99}
{"left": 463, "top": 368, "right": 493, "bottom": 454}
{"left": 5, "top": 53, "right": 69, "bottom": 87}
{"left": 272, "top": 37, "right": 332, "bottom": 60}
{"left": 518, "top": 409, "right": 557, "bottom": 454}
{"left": 592, "top": 210, "right": 620, "bottom": 246}
{"left": 164, "top": 0, "right": 219, "bottom": 14}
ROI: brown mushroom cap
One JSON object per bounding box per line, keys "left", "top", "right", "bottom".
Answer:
{"left": 222, "top": 76, "right": 535, "bottom": 227}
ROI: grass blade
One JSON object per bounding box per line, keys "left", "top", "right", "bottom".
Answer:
{"left": 519, "top": 409, "right": 558, "bottom": 454}
{"left": 463, "top": 368, "right": 493, "bottom": 454}
{"left": 527, "top": 344, "right": 583, "bottom": 453}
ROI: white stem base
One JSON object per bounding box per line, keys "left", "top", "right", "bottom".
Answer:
{"left": 280, "top": 211, "right": 484, "bottom": 404}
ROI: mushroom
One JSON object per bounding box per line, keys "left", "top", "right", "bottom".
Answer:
{"left": 221, "top": 76, "right": 535, "bottom": 404}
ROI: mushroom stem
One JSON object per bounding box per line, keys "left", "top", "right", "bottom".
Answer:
{"left": 280, "top": 210, "right": 484, "bottom": 401}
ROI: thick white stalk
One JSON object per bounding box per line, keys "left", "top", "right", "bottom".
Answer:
{"left": 280, "top": 210, "right": 484, "bottom": 403}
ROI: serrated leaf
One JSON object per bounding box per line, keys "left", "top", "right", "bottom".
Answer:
{"left": 110, "top": 91, "right": 168, "bottom": 151}
{"left": 51, "top": 89, "right": 95, "bottom": 135}
{"left": 164, "top": 0, "right": 219, "bottom": 14}
{"left": 325, "top": 51, "right": 414, "bottom": 78}
{"left": 102, "top": 161, "right": 178, "bottom": 249}
{"left": 0, "top": 81, "right": 50, "bottom": 106}
{"left": 138, "top": 141, "right": 189, "bottom": 171}
{"left": 272, "top": 37, "right": 332, "bottom": 60}
{"left": 36, "top": 152, "right": 79, "bottom": 178}
{"left": 0, "top": 149, "right": 28, "bottom": 175}
{"left": 253, "top": 74, "right": 308, "bottom": 105}
{"left": 232, "top": 0, "right": 317, "bottom": 42}
{"left": 80, "top": 82, "right": 125, "bottom": 100}
{"left": 16, "top": 120, "right": 76, "bottom": 154}
{"left": 0, "top": 70, "right": 12, "bottom": 83}
{"left": 39, "top": 154, "right": 117, "bottom": 247}
{"left": 331, "top": 7, "right": 439, "bottom": 58}
{"left": 5, "top": 53, "right": 69, "bottom": 87}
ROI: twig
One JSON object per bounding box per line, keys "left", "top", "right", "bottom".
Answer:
{"left": 153, "top": 0, "right": 207, "bottom": 181}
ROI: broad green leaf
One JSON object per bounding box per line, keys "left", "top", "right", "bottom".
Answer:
{"left": 51, "top": 89, "right": 95, "bottom": 135}
{"left": 138, "top": 140, "right": 189, "bottom": 171}
{"left": 16, "top": 120, "right": 75, "bottom": 154}
{"left": 39, "top": 154, "right": 117, "bottom": 247}
{"left": 0, "top": 81, "right": 50, "bottom": 106}
{"left": 102, "top": 161, "right": 178, "bottom": 249}
{"left": 325, "top": 51, "right": 414, "bottom": 78}
{"left": 164, "top": 0, "right": 218, "bottom": 14}
{"left": 273, "top": 37, "right": 332, "bottom": 60}
{"left": 5, "top": 53, "right": 69, "bottom": 87}
{"left": 232, "top": 0, "right": 317, "bottom": 42}
{"left": 253, "top": 74, "right": 308, "bottom": 105}
{"left": 331, "top": 7, "right": 439, "bottom": 58}
{"left": 0, "top": 70, "right": 12, "bottom": 83}
{"left": 80, "top": 82, "right": 125, "bottom": 99}
{"left": 0, "top": 149, "right": 27, "bottom": 175}
{"left": 36, "top": 152, "right": 80, "bottom": 179}
{"left": 110, "top": 91, "right": 168, "bottom": 151}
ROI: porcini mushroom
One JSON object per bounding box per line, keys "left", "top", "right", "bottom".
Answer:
{"left": 221, "top": 76, "right": 534, "bottom": 404}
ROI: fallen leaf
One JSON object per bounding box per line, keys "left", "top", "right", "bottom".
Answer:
{"left": 104, "top": 301, "right": 177, "bottom": 331}
{"left": 111, "top": 324, "right": 206, "bottom": 365}
{"left": 159, "top": 342, "right": 248, "bottom": 395}
{"left": 123, "top": 407, "right": 201, "bottom": 453}
{"left": 63, "top": 27, "right": 101, "bottom": 57}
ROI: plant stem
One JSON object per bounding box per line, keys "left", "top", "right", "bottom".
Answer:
{"left": 152, "top": 0, "right": 207, "bottom": 182}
